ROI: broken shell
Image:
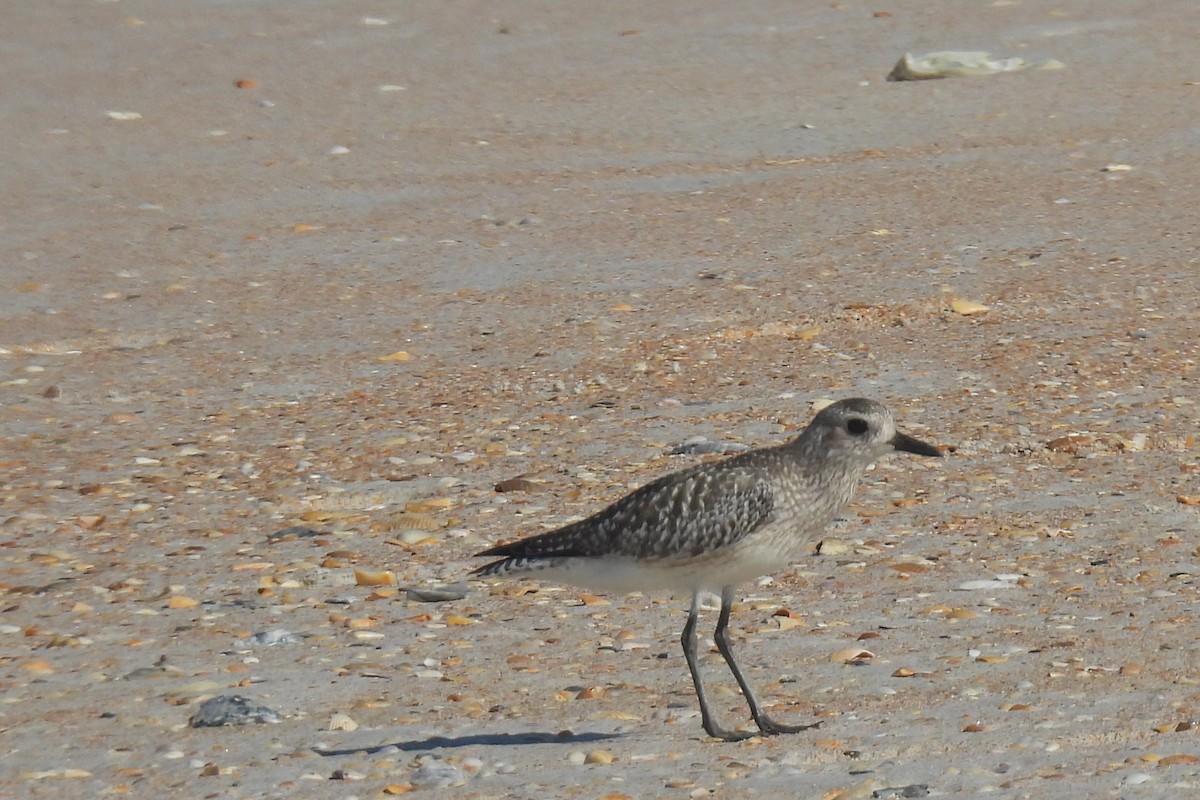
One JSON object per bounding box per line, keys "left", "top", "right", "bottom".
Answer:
{"left": 385, "top": 512, "right": 441, "bottom": 531}
{"left": 888, "top": 51, "right": 1063, "bottom": 81}
{"left": 950, "top": 298, "right": 990, "bottom": 316}
{"left": 354, "top": 569, "right": 395, "bottom": 587}
{"left": 495, "top": 477, "right": 539, "bottom": 493}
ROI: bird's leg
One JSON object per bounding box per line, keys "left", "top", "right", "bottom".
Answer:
{"left": 715, "top": 585, "right": 819, "bottom": 736}
{"left": 682, "top": 591, "right": 754, "bottom": 741}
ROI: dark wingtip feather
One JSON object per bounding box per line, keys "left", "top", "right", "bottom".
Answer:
{"left": 473, "top": 542, "right": 512, "bottom": 558}
{"left": 473, "top": 529, "right": 590, "bottom": 561}
{"left": 469, "top": 559, "right": 507, "bottom": 576}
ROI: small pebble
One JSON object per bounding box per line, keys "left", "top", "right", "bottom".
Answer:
{"left": 407, "top": 585, "right": 468, "bottom": 602}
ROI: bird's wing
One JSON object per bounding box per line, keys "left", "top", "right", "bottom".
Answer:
{"left": 476, "top": 463, "right": 775, "bottom": 562}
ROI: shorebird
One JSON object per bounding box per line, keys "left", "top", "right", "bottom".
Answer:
{"left": 472, "top": 398, "right": 942, "bottom": 740}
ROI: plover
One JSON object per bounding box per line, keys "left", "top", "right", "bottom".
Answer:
{"left": 472, "top": 398, "right": 941, "bottom": 740}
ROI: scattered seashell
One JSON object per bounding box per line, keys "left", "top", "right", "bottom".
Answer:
{"left": 829, "top": 647, "right": 874, "bottom": 663}
{"left": 410, "top": 758, "right": 465, "bottom": 788}
{"left": 354, "top": 569, "right": 395, "bottom": 587}
{"left": 387, "top": 512, "right": 442, "bottom": 532}
{"left": 266, "top": 525, "right": 321, "bottom": 542}
{"left": 392, "top": 530, "right": 436, "bottom": 546}
{"left": 406, "top": 585, "right": 468, "bottom": 602}
{"left": 950, "top": 298, "right": 990, "bottom": 316}
{"left": 773, "top": 615, "right": 805, "bottom": 630}
{"left": 406, "top": 497, "right": 455, "bottom": 513}
{"left": 817, "top": 539, "right": 854, "bottom": 555}
{"left": 21, "top": 768, "right": 94, "bottom": 780}
{"left": 105, "top": 110, "right": 143, "bottom": 121}
{"left": 328, "top": 712, "right": 359, "bottom": 731}
{"left": 888, "top": 51, "right": 1063, "bottom": 81}
{"left": 22, "top": 658, "right": 56, "bottom": 675}
{"left": 495, "top": 477, "right": 539, "bottom": 493}
{"left": 1159, "top": 754, "right": 1200, "bottom": 766}
{"left": 1046, "top": 434, "right": 1092, "bottom": 453}
{"left": 234, "top": 629, "right": 305, "bottom": 648}
{"left": 957, "top": 579, "right": 1017, "bottom": 591}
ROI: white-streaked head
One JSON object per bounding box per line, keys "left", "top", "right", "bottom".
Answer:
{"left": 799, "top": 398, "right": 942, "bottom": 464}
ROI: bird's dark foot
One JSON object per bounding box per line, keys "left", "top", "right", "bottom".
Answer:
{"left": 753, "top": 715, "right": 821, "bottom": 736}
{"left": 702, "top": 720, "right": 758, "bottom": 742}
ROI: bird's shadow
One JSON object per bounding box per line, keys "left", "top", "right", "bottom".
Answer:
{"left": 314, "top": 729, "right": 623, "bottom": 757}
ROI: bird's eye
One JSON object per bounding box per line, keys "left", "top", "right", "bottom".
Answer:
{"left": 846, "top": 418, "right": 869, "bottom": 436}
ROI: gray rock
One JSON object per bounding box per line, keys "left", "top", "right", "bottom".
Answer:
{"left": 406, "top": 584, "right": 469, "bottom": 603}
{"left": 189, "top": 695, "right": 282, "bottom": 728}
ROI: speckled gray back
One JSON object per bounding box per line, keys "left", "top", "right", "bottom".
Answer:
{"left": 474, "top": 398, "right": 918, "bottom": 575}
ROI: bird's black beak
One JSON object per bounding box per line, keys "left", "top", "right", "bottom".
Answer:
{"left": 891, "top": 431, "right": 942, "bottom": 458}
